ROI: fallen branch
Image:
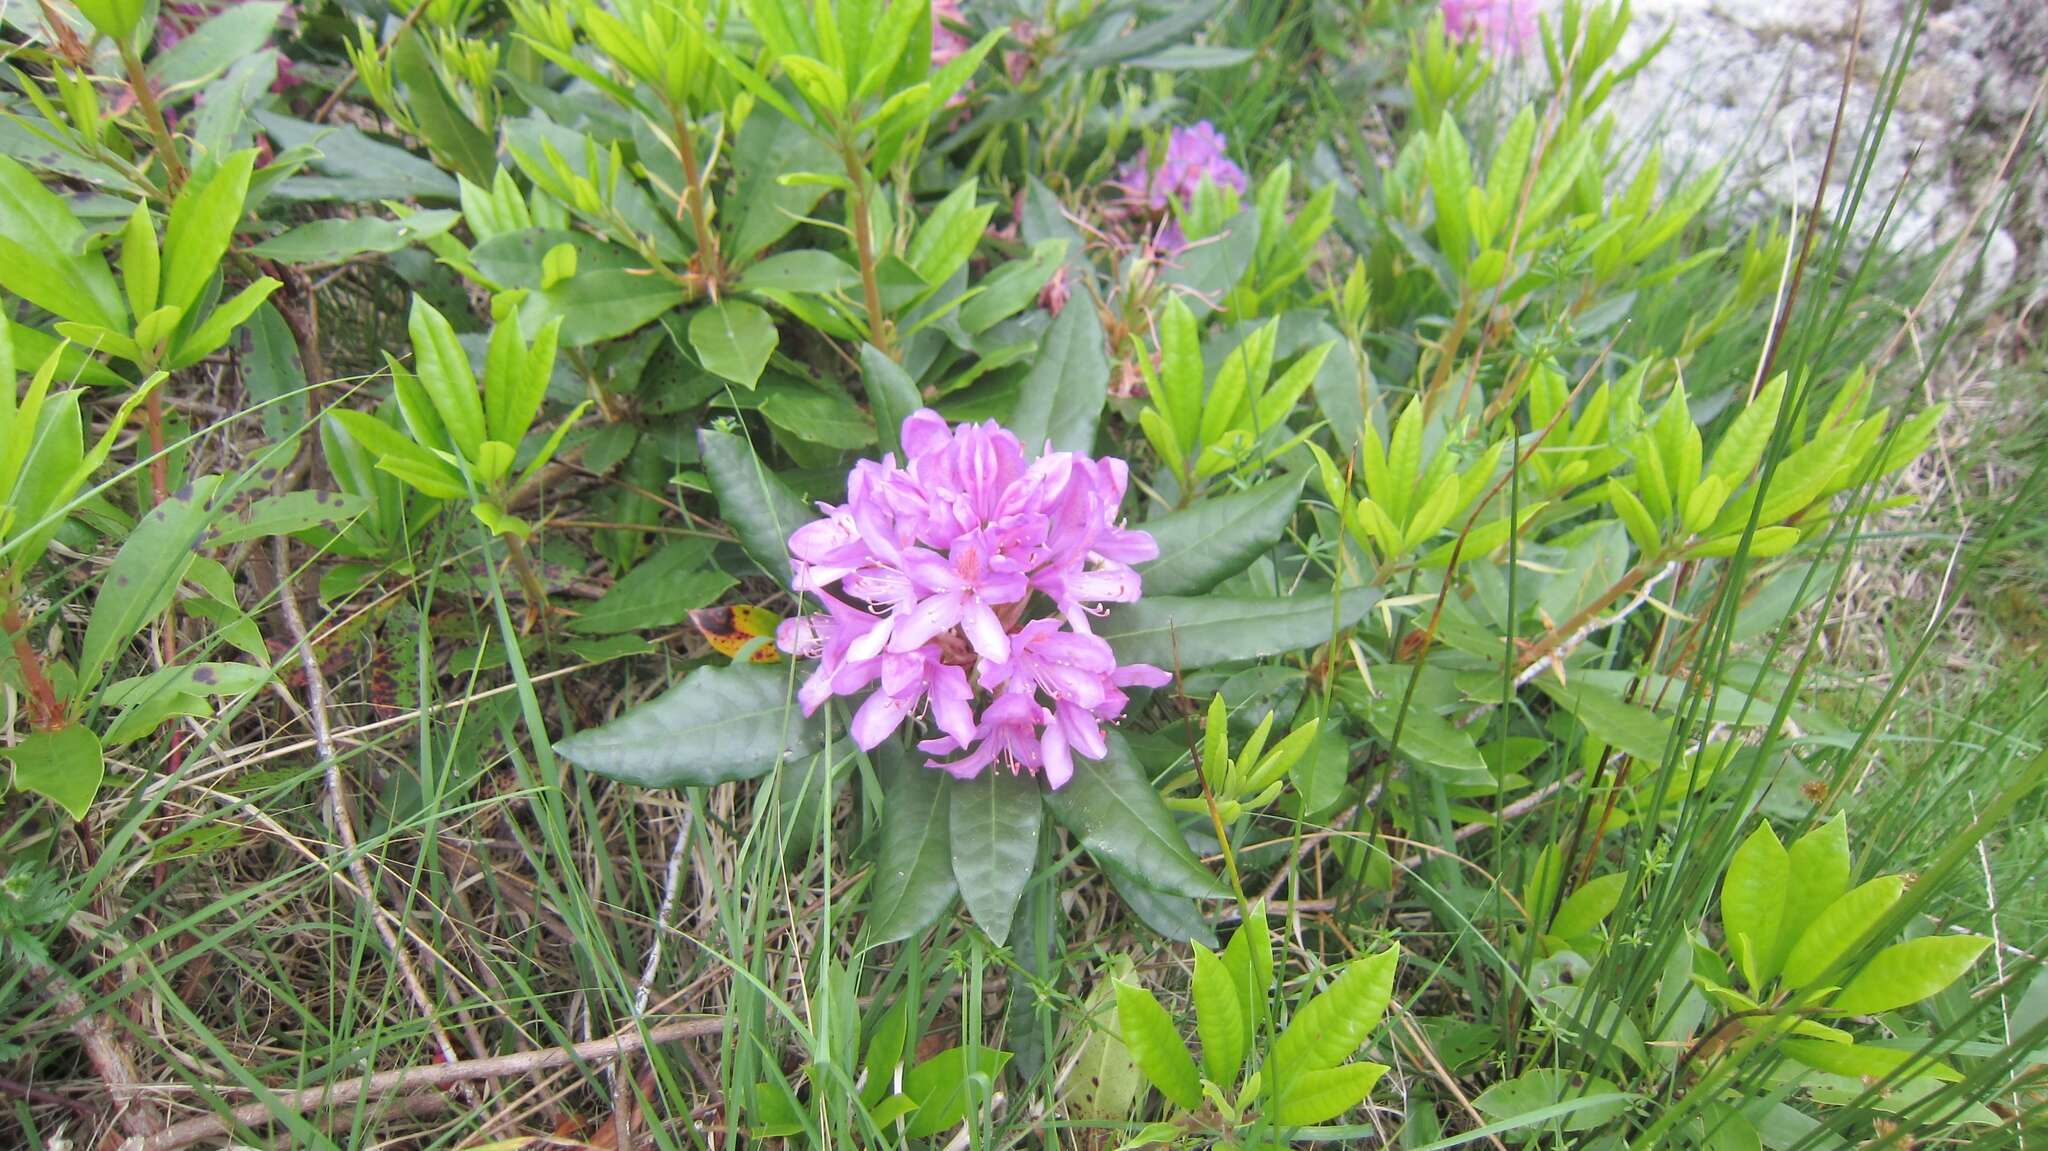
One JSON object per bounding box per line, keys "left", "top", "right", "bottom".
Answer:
{"left": 28, "top": 957, "right": 154, "bottom": 1137}
{"left": 122, "top": 1016, "right": 725, "bottom": 1151}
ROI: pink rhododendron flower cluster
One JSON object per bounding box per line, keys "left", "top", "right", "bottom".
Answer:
{"left": 776, "top": 410, "right": 1170, "bottom": 788}
{"left": 1111, "top": 121, "right": 1249, "bottom": 252}
{"left": 1441, "top": 0, "right": 1539, "bottom": 54}
{"left": 931, "top": 0, "right": 972, "bottom": 68}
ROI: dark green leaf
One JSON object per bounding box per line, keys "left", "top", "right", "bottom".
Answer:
{"left": 1007, "top": 293, "right": 1107, "bottom": 455}
{"left": 249, "top": 211, "right": 461, "bottom": 262}
{"left": 864, "top": 744, "right": 959, "bottom": 944}
{"left": 690, "top": 299, "right": 779, "bottom": 389}
{"left": 862, "top": 343, "right": 922, "bottom": 459}
{"left": 1046, "top": 733, "right": 1220, "bottom": 899}
{"left": 1139, "top": 473, "right": 1304, "bottom": 597}
{"left": 390, "top": 29, "right": 496, "bottom": 184}
{"left": 738, "top": 249, "right": 860, "bottom": 294}
{"left": 257, "top": 113, "right": 460, "bottom": 203}
{"left": 698, "top": 426, "right": 817, "bottom": 587}
{"left": 949, "top": 768, "right": 1042, "bottom": 945}
{"left": 554, "top": 663, "right": 823, "bottom": 787}
{"left": 523, "top": 269, "right": 687, "bottom": 347}
{"left": 568, "top": 541, "right": 734, "bottom": 635}
{"left": 205, "top": 489, "right": 370, "bottom": 545}
{"left": 1100, "top": 588, "right": 1378, "bottom": 671}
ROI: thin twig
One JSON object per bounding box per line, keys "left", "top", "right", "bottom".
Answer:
{"left": 614, "top": 803, "right": 696, "bottom": 1151}
{"left": 27, "top": 957, "right": 154, "bottom": 1137}
{"left": 269, "top": 536, "right": 465, "bottom": 1075}
{"left": 121, "top": 1016, "right": 726, "bottom": 1151}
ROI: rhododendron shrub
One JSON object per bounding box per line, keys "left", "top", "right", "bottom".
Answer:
{"left": 776, "top": 409, "right": 1171, "bottom": 789}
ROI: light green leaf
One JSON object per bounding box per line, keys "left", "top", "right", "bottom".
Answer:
{"left": 1772, "top": 815, "right": 1851, "bottom": 977}
{"left": 1273, "top": 1061, "right": 1389, "bottom": 1126}
{"left": 1721, "top": 822, "right": 1788, "bottom": 992}
{"left": 406, "top": 297, "right": 485, "bottom": 461}
{"left": 900, "top": 1046, "right": 1012, "bottom": 1139}
{"left": 1192, "top": 944, "right": 1246, "bottom": 1085}
{"left": 738, "top": 249, "right": 861, "bottom": 294}
{"left": 690, "top": 299, "right": 779, "bottom": 390}
{"left": 6, "top": 725, "right": 104, "bottom": 820}
{"left": 1780, "top": 875, "right": 1907, "bottom": 990}
{"left": 906, "top": 179, "right": 991, "bottom": 288}
{"left": 150, "top": 2, "right": 286, "bottom": 94}
{"left": 79, "top": 475, "right": 219, "bottom": 695}
{"left": 162, "top": 150, "right": 257, "bottom": 317}
{"left": 949, "top": 767, "right": 1041, "bottom": 945}
{"left": 1272, "top": 947, "right": 1398, "bottom": 1079}
{"left": 1115, "top": 981, "right": 1203, "bottom": 1112}
{"left": 1830, "top": 935, "right": 1991, "bottom": 1016}
{"left": 0, "top": 155, "right": 126, "bottom": 329}
{"left": 554, "top": 663, "right": 824, "bottom": 787}
{"left": 1550, "top": 872, "right": 1628, "bottom": 940}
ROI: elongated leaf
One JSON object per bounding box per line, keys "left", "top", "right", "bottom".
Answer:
{"left": 0, "top": 155, "right": 125, "bottom": 328}
{"left": 150, "top": 2, "right": 286, "bottom": 94}
{"left": 1780, "top": 876, "right": 1907, "bottom": 990}
{"left": 862, "top": 343, "right": 922, "bottom": 460}
{"left": 1550, "top": 872, "right": 1628, "bottom": 940}
{"left": 1114, "top": 981, "right": 1202, "bottom": 1112}
{"left": 1830, "top": 935, "right": 1990, "bottom": 1016}
{"left": 1008, "top": 297, "right": 1108, "bottom": 455}
{"left": 1347, "top": 681, "right": 1489, "bottom": 786}
{"left": 1100, "top": 588, "right": 1378, "bottom": 671}
{"left": 249, "top": 210, "right": 461, "bottom": 262}
{"left": 1772, "top": 815, "right": 1851, "bottom": 977}
{"left": 79, "top": 476, "right": 220, "bottom": 695}
{"left": 6, "top": 725, "right": 103, "bottom": 820}
{"left": 554, "top": 663, "right": 823, "bottom": 787}
{"left": 949, "top": 767, "right": 1041, "bottom": 945}
{"left": 406, "top": 298, "right": 485, "bottom": 461}
{"left": 162, "top": 150, "right": 257, "bottom": 317}
{"left": 390, "top": 29, "right": 496, "bottom": 183}
{"left": 698, "top": 426, "right": 817, "bottom": 586}
{"left": 1535, "top": 677, "right": 1676, "bottom": 764}
{"left": 1721, "top": 822, "right": 1788, "bottom": 992}
{"left": 865, "top": 744, "right": 958, "bottom": 944}
{"left": 1139, "top": 473, "right": 1304, "bottom": 597}
{"left": 205, "top": 489, "right": 369, "bottom": 545}
{"left": 1273, "top": 1061, "right": 1389, "bottom": 1126}
{"left": 567, "top": 541, "right": 735, "bottom": 635}
{"left": 1046, "top": 733, "right": 1219, "bottom": 898}
{"left": 1192, "top": 944, "right": 1245, "bottom": 1085}
{"left": 1101, "top": 858, "right": 1218, "bottom": 947}
{"left": 690, "top": 299, "right": 779, "bottom": 389}
{"left": 1271, "top": 947, "right": 1398, "bottom": 1079}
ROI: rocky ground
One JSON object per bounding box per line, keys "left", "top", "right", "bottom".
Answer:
{"left": 1616, "top": 0, "right": 2044, "bottom": 308}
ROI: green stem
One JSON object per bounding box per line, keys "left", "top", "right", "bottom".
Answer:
{"left": 668, "top": 103, "right": 724, "bottom": 289}
{"left": 502, "top": 532, "right": 550, "bottom": 623}
{"left": 839, "top": 138, "right": 893, "bottom": 358}
{"left": 118, "top": 43, "right": 187, "bottom": 193}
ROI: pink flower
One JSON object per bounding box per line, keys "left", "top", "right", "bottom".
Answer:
{"left": 778, "top": 410, "right": 1168, "bottom": 788}
{"left": 1441, "top": 0, "right": 1539, "bottom": 54}
{"left": 932, "top": 0, "right": 971, "bottom": 68}
{"left": 1110, "top": 121, "right": 1248, "bottom": 254}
